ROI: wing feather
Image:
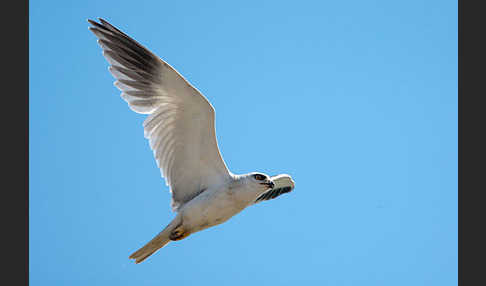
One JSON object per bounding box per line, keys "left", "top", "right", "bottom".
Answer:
{"left": 254, "top": 175, "right": 295, "bottom": 204}
{"left": 89, "top": 18, "right": 231, "bottom": 211}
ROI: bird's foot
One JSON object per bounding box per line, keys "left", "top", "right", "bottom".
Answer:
{"left": 169, "top": 227, "right": 189, "bottom": 241}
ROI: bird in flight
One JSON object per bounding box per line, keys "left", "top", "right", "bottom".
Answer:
{"left": 88, "top": 18, "right": 295, "bottom": 264}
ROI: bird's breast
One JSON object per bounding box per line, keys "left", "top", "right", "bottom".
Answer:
{"left": 181, "top": 185, "right": 251, "bottom": 230}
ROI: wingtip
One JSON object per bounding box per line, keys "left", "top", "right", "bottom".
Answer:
{"left": 87, "top": 18, "right": 111, "bottom": 27}
{"left": 98, "top": 18, "right": 110, "bottom": 26}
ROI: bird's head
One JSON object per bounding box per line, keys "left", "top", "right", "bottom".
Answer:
{"left": 246, "top": 172, "right": 275, "bottom": 190}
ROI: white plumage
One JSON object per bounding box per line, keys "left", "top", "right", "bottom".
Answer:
{"left": 89, "top": 18, "right": 295, "bottom": 263}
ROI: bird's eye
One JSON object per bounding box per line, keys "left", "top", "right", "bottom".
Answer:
{"left": 254, "top": 174, "right": 266, "bottom": 181}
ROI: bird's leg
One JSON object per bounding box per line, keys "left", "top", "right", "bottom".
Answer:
{"left": 169, "top": 222, "right": 189, "bottom": 241}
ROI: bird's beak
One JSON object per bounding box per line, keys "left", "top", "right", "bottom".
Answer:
{"left": 261, "top": 181, "right": 275, "bottom": 189}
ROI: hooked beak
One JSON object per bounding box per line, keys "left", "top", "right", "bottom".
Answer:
{"left": 261, "top": 181, "right": 275, "bottom": 189}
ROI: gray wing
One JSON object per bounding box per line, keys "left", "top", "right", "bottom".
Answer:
{"left": 254, "top": 174, "right": 295, "bottom": 203}
{"left": 88, "top": 18, "right": 231, "bottom": 211}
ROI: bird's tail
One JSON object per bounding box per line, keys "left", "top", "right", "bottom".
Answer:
{"left": 129, "top": 218, "right": 179, "bottom": 264}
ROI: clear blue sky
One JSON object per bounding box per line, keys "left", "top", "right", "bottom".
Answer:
{"left": 30, "top": 1, "right": 457, "bottom": 285}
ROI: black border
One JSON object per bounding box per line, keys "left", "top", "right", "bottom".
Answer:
{"left": 458, "top": 0, "right": 485, "bottom": 285}
{"left": 4, "top": 0, "right": 28, "bottom": 285}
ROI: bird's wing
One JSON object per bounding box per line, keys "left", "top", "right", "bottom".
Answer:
{"left": 254, "top": 174, "right": 295, "bottom": 203}
{"left": 88, "top": 18, "right": 231, "bottom": 211}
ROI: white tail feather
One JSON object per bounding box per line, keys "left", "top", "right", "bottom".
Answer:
{"left": 129, "top": 218, "right": 178, "bottom": 264}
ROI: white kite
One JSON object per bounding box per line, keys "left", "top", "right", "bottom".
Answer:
{"left": 88, "top": 18, "right": 295, "bottom": 263}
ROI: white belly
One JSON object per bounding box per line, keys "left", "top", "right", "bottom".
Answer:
{"left": 178, "top": 184, "right": 255, "bottom": 233}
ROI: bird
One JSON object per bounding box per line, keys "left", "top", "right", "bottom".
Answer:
{"left": 88, "top": 18, "right": 295, "bottom": 264}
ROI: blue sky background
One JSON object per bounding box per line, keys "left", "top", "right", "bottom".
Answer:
{"left": 30, "top": 1, "right": 457, "bottom": 285}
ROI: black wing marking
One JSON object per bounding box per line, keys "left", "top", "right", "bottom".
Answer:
{"left": 254, "top": 186, "right": 293, "bottom": 203}
{"left": 88, "top": 18, "right": 164, "bottom": 114}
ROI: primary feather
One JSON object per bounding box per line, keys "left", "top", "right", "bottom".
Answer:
{"left": 89, "top": 18, "right": 231, "bottom": 211}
